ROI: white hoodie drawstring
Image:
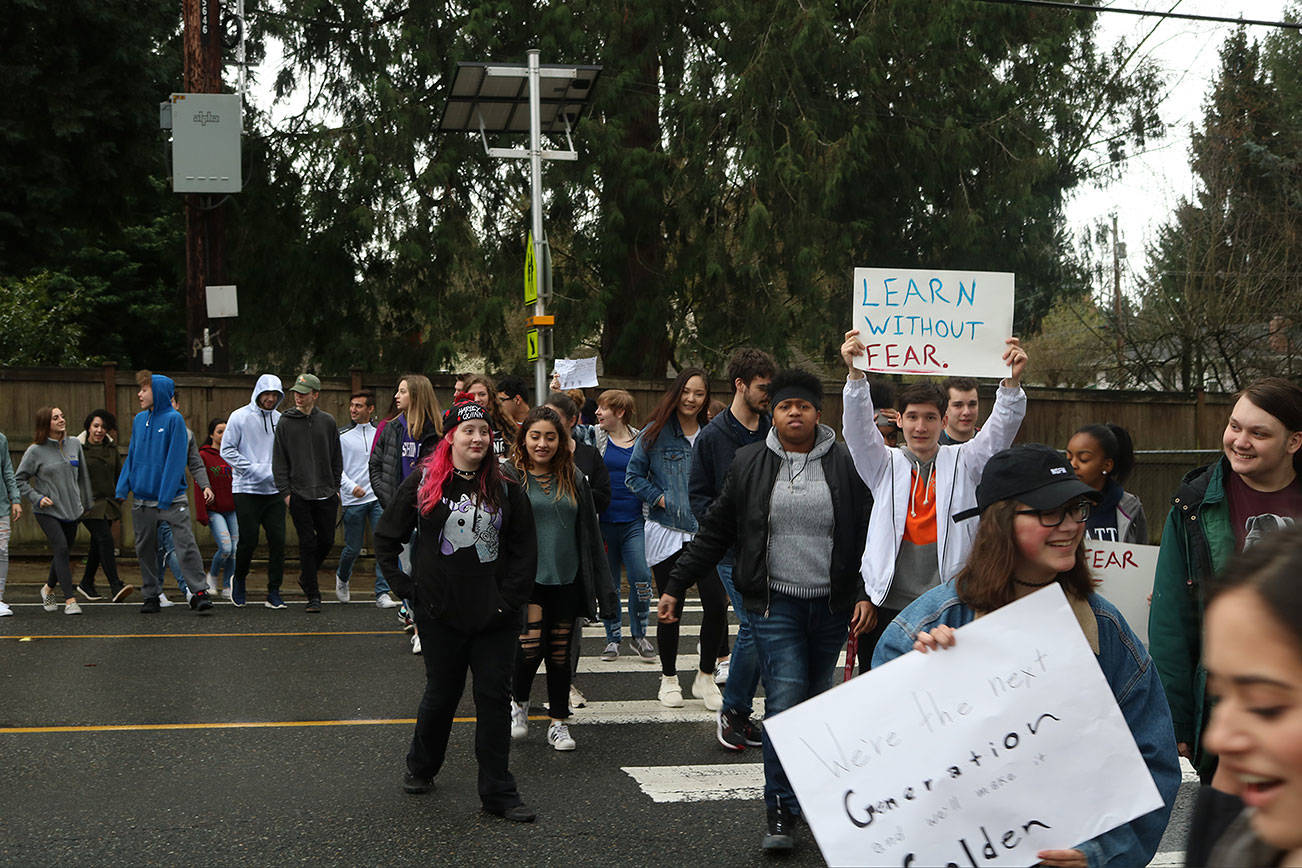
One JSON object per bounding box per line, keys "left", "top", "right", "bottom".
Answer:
{"left": 908, "top": 461, "right": 936, "bottom": 517}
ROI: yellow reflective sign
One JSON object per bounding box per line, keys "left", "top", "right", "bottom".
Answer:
{"left": 526, "top": 327, "right": 539, "bottom": 362}
{"left": 524, "top": 233, "right": 537, "bottom": 306}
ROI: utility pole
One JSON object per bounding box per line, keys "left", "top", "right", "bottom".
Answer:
{"left": 182, "top": 0, "right": 229, "bottom": 372}
{"left": 1112, "top": 213, "right": 1124, "bottom": 385}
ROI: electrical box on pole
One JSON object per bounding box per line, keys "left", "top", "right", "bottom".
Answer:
{"left": 170, "top": 93, "right": 242, "bottom": 193}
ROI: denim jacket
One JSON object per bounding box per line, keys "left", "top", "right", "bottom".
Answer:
{"left": 872, "top": 581, "right": 1180, "bottom": 868}
{"left": 624, "top": 416, "right": 697, "bottom": 533}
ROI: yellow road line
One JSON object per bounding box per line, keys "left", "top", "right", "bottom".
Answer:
{"left": 0, "top": 716, "right": 550, "bottom": 735}
{"left": 1, "top": 631, "right": 401, "bottom": 640}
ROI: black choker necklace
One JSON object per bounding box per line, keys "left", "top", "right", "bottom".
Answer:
{"left": 1014, "top": 576, "right": 1057, "bottom": 588}
{"left": 452, "top": 468, "right": 476, "bottom": 481}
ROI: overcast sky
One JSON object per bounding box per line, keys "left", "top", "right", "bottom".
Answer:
{"left": 1063, "top": 0, "right": 1295, "bottom": 298}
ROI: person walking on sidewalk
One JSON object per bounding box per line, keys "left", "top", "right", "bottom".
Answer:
{"left": 17, "top": 406, "right": 93, "bottom": 615}
{"left": 78, "top": 409, "right": 132, "bottom": 602}
{"left": 661, "top": 369, "right": 873, "bottom": 853}
{"left": 0, "top": 427, "right": 21, "bottom": 616}
{"left": 688, "top": 347, "right": 775, "bottom": 749}
{"left": 273, "top": 373, "right": 342, "bottom": 614}
{"left": 195, "top": 417, "right": 238, "bottom": 599}
{"left": 508, "top": 407, "right": 618, "bottom": 752}
{"left": 376, "top": 395, "right": 538, "bottom": 822}
{"left": 336, "top": 392, "right": 398, "bottom": 608}
{"left": 115, "top": 375, "right": 215, "bottom": 614}
{"left": 221, "top": 373, "right": 286, "bottom": 608}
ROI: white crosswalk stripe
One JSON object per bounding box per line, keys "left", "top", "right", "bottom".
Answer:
{"left": 555, "top": 698, "right": 766, "bottom": 725}
{"left": 622, "top": 763, "right": 764, "bottom": 803}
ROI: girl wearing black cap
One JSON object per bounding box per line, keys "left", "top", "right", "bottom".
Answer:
{"left": 871, "top": 444, "right": 1180, "bottom": 868}
{"left": 1066, "top": 423, "right": 1147, "bottom": 544}
{"left": 375, "top": 395, "right": 538, "bottom": 822}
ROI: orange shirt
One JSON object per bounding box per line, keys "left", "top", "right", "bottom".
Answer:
{"left": 903, "top": 466, "right": 938, "bottom": 545}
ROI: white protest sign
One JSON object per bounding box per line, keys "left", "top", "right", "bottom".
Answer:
{"left": 1085, "top": 541, "right": 1159, "bottom": 645}
{"left": 765, "top": 584, "right": 1162, "bottom": 867}
{"left": 554, "top": 357, "right": 598, "bottom": 390}
{"left": 851, "top": 267, "right": 1015, "bottom": 379}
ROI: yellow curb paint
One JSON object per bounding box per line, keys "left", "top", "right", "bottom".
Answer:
{"left": 0, "top": 631, "right": 401, "bottom": 640}
{"left": 0, "top": 716, "right": 551, "bottom": 735}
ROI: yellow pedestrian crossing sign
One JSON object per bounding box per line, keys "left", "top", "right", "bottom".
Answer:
{"left": 524, "top": 233, "right": 537, "bottom": 306}
{"left": 526, "top": 327, "right": 539, "bottom": 362}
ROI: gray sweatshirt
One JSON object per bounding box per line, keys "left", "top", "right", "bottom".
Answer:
{"left": 0, "top": 432, "right": 19, "bottom": 508}
{"left": 16, "top": 437, "right": 93, "bottom": 522}
{"left": 766, "top": 424, "right": 837, "bottom": 599}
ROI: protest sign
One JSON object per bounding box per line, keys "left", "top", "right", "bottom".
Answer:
{"left": 851, "top": 267, "right": 1015, "bottom": 378}
{"left": 1085, "top": 540, "right": 1159, "bottom": 645}
{"left": 554, "top": 357, "right": 599, "bottom": 390}
{"left": 764, "top": 584, "right": 1163, "bottom": 867}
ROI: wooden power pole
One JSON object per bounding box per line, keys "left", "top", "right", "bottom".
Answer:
{"left": 182, "top": 0, "right": 230, "bottom": 372}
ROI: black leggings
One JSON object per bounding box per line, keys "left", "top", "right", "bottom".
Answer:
{"left": 513, "top": 583, "right": 581, "bottom": 719}
{"left": 81, "top": 518, "right": 122, "bottom": 591}
{"left": 653, "top": 550, "right": 729, "bottom": 678}
{"left": 36, "top": 514, "right": 79, "bottom": 599}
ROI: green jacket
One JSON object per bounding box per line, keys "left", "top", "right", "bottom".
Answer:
{"left": 1148, "top": 457, "right": 1234, "bottom": 780}
{"left": 0, "top": 432, "right": 19, "bottom": 508}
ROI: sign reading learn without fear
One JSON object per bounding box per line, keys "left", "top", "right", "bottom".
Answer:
{"left": 851, "top": 267, "right": 1015, "bottom": 379}
{"left": 764, "top": 584, "right": 1163, "bottom": 867}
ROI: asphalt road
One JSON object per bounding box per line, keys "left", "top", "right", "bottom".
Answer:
{"left": 0, "top": 590, "right": 1197, "bottom": 867}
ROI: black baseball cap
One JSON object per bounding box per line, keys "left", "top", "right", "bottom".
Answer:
{"left": 952, "top": 443, "right": 1101, "bottom": 522}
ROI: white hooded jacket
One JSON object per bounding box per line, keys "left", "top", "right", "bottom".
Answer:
{"left": 221, "top": 374, "right": 284, "bottom": 495}
{"left": 842, "top": 376, "right": 1026, "bottom": 606}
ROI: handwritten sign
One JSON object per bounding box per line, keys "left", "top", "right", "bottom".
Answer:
{"left": 554, "top": 357, "right": 598, "bottom": 390}
{"left": 851, "top": 267, "right": 1015, "bottom": 378}
{"left": 764, "top": 584, "right": 1162, "bottom": 867}
{"left": 1085, "top": 541, "right": 1159, "bottom": 645}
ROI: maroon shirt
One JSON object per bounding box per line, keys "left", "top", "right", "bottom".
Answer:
{"left": 1226, "top": 470, "right": 1302, "bottom": 552}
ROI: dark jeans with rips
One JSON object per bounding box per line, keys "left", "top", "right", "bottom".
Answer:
{"left": 288, "top": 494, "right": 338, "bottom": 601}
{"left": 407, "top": 614, "right": 524, "bottom": 813}
{"left": 514, "top": 582, "right": 580, "bottom": 719}
{"left": 233, "top": 493, "right": 285, "bottom": 593}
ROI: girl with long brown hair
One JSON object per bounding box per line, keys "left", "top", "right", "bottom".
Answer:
{"left": 625, "top": 368, "right": 730, "bottom": 710}
{"left": 872, "top": 444, "right": 1179, "bottom": 868}
{"left": 463, "top": 374, "right": 517, "bottom": 457}
{"left": 508, "top": 407, "right": 616, "bottom": 752}
{"left": 369, "top": 374, "right": 443, "bottom": 510}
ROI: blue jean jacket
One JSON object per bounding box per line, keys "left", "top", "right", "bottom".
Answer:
{"left": 624, "top": 416, "right": 697, "bottom": 534}
{"left": 872, "top": 581, "right": 1180, "bottom": 868}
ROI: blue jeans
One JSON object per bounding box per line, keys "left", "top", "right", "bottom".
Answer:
{"left": 600, "top": 520, "right": 652, "bottom": 642}
{"left": 338, "top": 501, "right": 391, "bottom": 597}
{"left": 749, "top": 591, "right": 850, "bottom": 813}
{"left": 717, "top": 560, "right": 761, "bottom": 718}
{"left": 207, "top": 511, "right": 238, "bottom": 587}
{"left": 156, "top": 521, "right": 188, "bottom": 594}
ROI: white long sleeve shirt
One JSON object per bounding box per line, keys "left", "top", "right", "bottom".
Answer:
{"left": 339, "top": 421, "right": 378, "bottom": 507}
{"left": 842, "top": 376, "right": 1026, "bottom": 606}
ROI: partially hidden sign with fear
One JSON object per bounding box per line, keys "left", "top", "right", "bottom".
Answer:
{"left": 1085, "top": 540, "right": 1159, "bottom": 645}
{"left": 852, "top": 267, "right": 1015, "bottom": 379}
{"left": 764, "top": 584, "right": 1163, "bottom": 867}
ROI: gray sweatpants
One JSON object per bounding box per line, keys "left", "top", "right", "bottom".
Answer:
{"left": 133, "top": 502, "right": 205, "bottom": 600}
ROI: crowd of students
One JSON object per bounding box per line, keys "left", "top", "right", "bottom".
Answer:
{"left": 2, "top": 343, "right": 1301, "bottom": 866}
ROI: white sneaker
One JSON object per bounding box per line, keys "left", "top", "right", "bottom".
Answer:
{"left": 547, "top": 721, "right": 576, "bottom": 751}
{"left": 411, "top": 633, "right": 422, "bottom": 655}
{"left": 0, "top": 601, "right": 12, "bottom": 617}
{"left": 335, "top": 576, "right": 350, "bottom": 604}
{"left": 184, "top": 588, "right": 194, "bottom": 604}
{"left": 376, "top": 593, "right": 399, "bottom": 609}
{"left": 158, "top": 593, "right": 175, "bottom": 608}
{"left": 510, "top": 701, "right": 529, "bottom": 739}
{"left": 205, "top": 574, "right": 219, "bottom": 596}
{"left": 40, "top": 585, "right": 58, "bottom": 612}
{"left": 221, "top": 586, "right": 233, "bottom": 600}
{"left": 569, "top": 685, "right": 587, "bottom": 709}
{"left": 64, "top": 600, "right": 83, "bottom": 615}
{"left": 658, "top": 675, "right": 684, "bottom": 708}
{"left": 714, "top": 658, "right": 730, "bottom": 685}
{"left": 692, "top": 669, "right": 724, "bottom": 711}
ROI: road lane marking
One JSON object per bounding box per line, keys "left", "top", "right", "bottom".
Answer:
{"left": 0, "top": 631, "right": 402, "bottom": 640}
{"left": 578, "top": 652, "right": 849, "bottom": 674}
{"left": 622, "top": 763, "right": 764, "bottom": 802}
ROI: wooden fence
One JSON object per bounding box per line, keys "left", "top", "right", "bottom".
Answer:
{"left": 1, "top": 366, "right": 1236, "bottom": 551}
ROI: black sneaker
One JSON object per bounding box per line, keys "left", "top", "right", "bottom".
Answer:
{"left": 190, "top": 590, "right": 214, "bottom": 614}
{"left": 762, "top": 806, "right": 797, "bottom": 851}
{"left": 402, "top": 772, "right": 434, "bottom": 794}
{"left": 140, "top": 596, "right": 161, "bottom": 614}
{"left": 305, "top": 598, "right": 322, "bottom": 613}
{"left": 77, "top": 585, "right": 104, "bottom": 602}
{"left": 485, "top": 803, "right": 536, "bottom": 823}
{"left": 717, "top": 708, "right": 763, "bottom": 751}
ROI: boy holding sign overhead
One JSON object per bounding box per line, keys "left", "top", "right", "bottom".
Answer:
{"left": 840, "top": 329, "right": 1028, "bottom": 662}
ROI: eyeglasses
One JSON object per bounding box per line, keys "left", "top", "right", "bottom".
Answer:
{"left": 1014, "top": 501, "right": 1091, "bottom": 527}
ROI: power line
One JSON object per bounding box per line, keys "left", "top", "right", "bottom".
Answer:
{"left": 975, "top": 0, "right": 1302, "bottom": 30}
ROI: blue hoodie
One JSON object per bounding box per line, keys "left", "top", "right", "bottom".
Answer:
{"left": 115, "top": 375, "right": 191, "bottom": 506}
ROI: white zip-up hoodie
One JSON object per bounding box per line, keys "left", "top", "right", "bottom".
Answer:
{"left": 842, "top": 376, "right": 1026, "bottom": 605}
{"left": 221, "top": 374, "right": 284, "bottom": 495}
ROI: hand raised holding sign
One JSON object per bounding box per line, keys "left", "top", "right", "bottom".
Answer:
{"left": 1001, "top": 337, "right": 1028, "bottom": 386}
{"left": 842, "top": 329, "right": 1028, "bottom": 385}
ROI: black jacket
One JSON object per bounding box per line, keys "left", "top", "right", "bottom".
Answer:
{"left": 375, "top": 470, "right": 537, "bottom": 632}
{"left": 668, "top": 436, "right": 871, "bottom": 614}
{"left": 573, "top": 441, "right": 612, "bottom": 515}
{"left": 272, "top": 407, "right": 343, "bottom": 499}
{"left": 688, "top": 407, "right": 771, "bottom": 522}
{"left": 566, "top": 470, "right": 620, "bottom": 622}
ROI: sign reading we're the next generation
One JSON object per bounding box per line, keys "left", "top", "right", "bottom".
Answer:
{"left": 851, "top": 267, "right": 1015, "bottom": 379}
